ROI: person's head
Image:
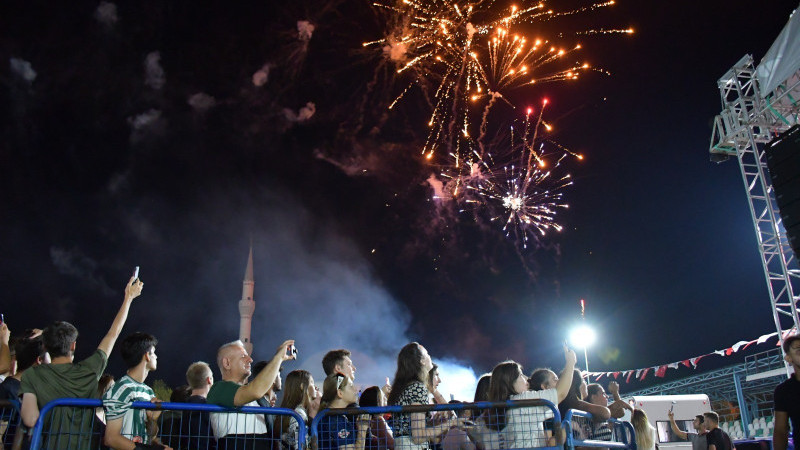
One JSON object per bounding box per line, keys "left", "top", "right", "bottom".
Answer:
{"left": 15, "top": 337, "right": 47, "bottom": 372}
{"left": 120, "top": 332, "right": 158, "bottom": 370}
{"left": 320, "top": 372, "right": 357, "bottom": 408}
{"left": 428, "top": 363, "right": 441, "bottom": 391}
{"left": 693, "top": 414, "right": 705, "bottom": 432}
{"left": 322, "top": 349, "right": 356, "bottom": 378}
{"left": 488, "top": 361, "right": 528, "bottom": 401}
{"left": 97, "top": 374, "right": 115, "bottom": 397}
{"left": 252, "top": 361, "right": 282, "bottom": 392}
{"left": 280, "top": 370, "right": 315, "bottom": 410}
{"left": 387, "top": 342, "right": 433, "bottom": 405}
{"left": 783, "top": 335, "right": 800, "bottom": 369}
{"left": 186, "top": 361, "right": 214, "bottom": 391}
{"left": 474, "top": 374, "right": 491, "bottom": 402}
{"left": 217, "top": 340, "right": 253, "bottom": 383}
{"left": 529, "top": 368, "right": 558, "bottom": 391}
{"left": 586, "top": 383, "right": 608, "bottom": 406}
{"left": 171, "top": 385, "right": 191, "bottom": 402}
{"left": 703, "top": 412, "right": 720, "bottom": 429}
{"left": 359, "top": 386, "right": 386, "bottom": 407}
{"left": 633, "top": 409, "right": 655, "bottom": 449}
{"left": 43, "top": 321, "right": 79, "bottom": 358}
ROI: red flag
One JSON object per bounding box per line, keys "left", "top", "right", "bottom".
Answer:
{"left": 613, "top": 372, "right": 620, "bottom": 379}
{"left": 725, "top": 347, "right": 733, "bottom": 356}
{"left": 639, "top": 368, "right": 651, "bottom": 380}
{"left": 655, "top": 365, "right": 667, "bottom": 378}
{"left": 626, "top": 371, "right": 634, "bottom": 383}
{"left": 681, "top": 360, "right": 691, "bottom": 368}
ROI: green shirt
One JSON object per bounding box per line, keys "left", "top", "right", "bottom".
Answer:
{"left": 20, "top": 349, "right": 108, "bottom": 450}
{"left": 207, "top": 380, "right": 241, "bottom": 408}
{"left": 102, "top": 374, "right": 155, "bottom": 444}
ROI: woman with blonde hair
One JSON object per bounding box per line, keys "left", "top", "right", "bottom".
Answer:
{"left": 632, "top": 409, "right": 657, "bottom": 450}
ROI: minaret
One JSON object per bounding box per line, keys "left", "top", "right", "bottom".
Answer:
{"left": 238, "top": 246, "right": 255, "bottom": 355}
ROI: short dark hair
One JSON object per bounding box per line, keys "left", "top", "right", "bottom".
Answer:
{"left": 587, "top": 383, "right": 604, "bottom": 400}
{"left": 528, "top": 368, "right": 553, "bottom": 391}
{"left": 695, "top": 415, "right": 705, "bottom": 423}
{"left": 43, "top": 321, "right": 79, "bottom": 358}
{"left": 119, "top": 332, "right": 158, "bottom": 368}
{"left": 703, "top": 412, "right": 719, "bottom": 423}
{"left": 783, "top": 335, "right": 800, "bottom": 354}
{"left": 15, "top": 337, "right": 46, "bottom": 372}
{"left": 251, "top": 360, "right": 268, "bottom": 378}
{"left": 322, "top": 349, "right": 351, "bottom": 376}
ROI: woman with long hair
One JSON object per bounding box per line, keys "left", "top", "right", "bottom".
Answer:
{"left": 484, "top": 345, "right": 577, "bottom": 449}
{"left": 632, "top": 409, "right": 657, "bottom": 450}
{"left": 317, "top": 373, "right": 370, "bottom": 450}
{"left": 360, "top": 386, "right": 394, "bottom": 450}
{"left": 387, "top": 343, "right": 468, "bottom": 450}
{"left": 277, "top": 370, "right": 317, "bottom": 450}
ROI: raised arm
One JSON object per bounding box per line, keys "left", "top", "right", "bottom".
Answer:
{"left": 21, "top": 393, "right": 40, "bottom": 427}
{"left": 668, "top": 410, "right": 688, "bottom": 440}
{"left": 574, "top": 399, "right": 611, "bottom": 421}
{"left": 0, "top": 323, "right": 10, "bottom": 375}
{"left": 97, "top": 277, "right": 143, "bottom": 356}
{"left": 555, "top": 345, "right": 577, "bottom": 402}
{"left": 234, "top": 339, "right": 295, "bottom": 406}
{"left": 607, "top": 381, "right": 632, "bottom": 418}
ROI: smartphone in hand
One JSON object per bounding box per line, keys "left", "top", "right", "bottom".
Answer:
{"left": 133, "top": 266, "right": 140, "bottom": 279}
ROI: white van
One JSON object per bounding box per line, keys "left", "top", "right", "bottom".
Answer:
{"left": 620, "top": 395, "right": 712, "bottom": 450}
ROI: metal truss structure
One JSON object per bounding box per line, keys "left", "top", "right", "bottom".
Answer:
{"left": 709, "top": 55, "right": 800, "bottom": 367}
{"left": 626, "top": 349, "right": 785, "bottom": 423}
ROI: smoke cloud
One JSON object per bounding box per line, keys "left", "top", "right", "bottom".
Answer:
{"left": 49, "top": 246, "right": 115, "bottom": 296}
{"left": 252, "top": 64, "right": 272, "bottom": 87}
{"left": 94, "top": 2, "right": 118, "bottom": 28}
{"left": 144, "top": 51, "right": 166, "bottom": 90}
{"left": 283, "top": 102, "right": 316, "bottom": 123}
{"left": 188, "top": 92, "right": 216, "bottom": 112}
{"left": 297, "top": 21, "right": 315, "bottom": 42}
{"left": 9, "top": 57, "right": 37, "bottom": 83}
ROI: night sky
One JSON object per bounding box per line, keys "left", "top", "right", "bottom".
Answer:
{"left": 2, "top": 0, "right": 798, "bottom": 399}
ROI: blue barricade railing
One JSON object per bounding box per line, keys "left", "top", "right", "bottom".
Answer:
{"left": 562, "top": 409, "right": 636, "bottom": 450}
{"left": 28, "top": 398, "right": 307, "bottom": 450}
{"left": 1, "top": 398, "right": 24, "bottom": 450}
{"left": 310, "top": 399, "right": 563, "bottom": 450}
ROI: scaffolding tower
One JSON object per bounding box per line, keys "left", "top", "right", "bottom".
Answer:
{"left": 709, "top": 54, "right": 800, "bottom": 371}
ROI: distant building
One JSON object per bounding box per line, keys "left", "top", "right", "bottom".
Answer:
{"left": 238, "top": 246, "right": 255, "bottom": 354}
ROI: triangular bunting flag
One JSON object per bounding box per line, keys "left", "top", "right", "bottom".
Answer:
{"left": 613, "top": 372, "right": 620, "bottom": 379}
{"left": 639, "top": 367, "right": 651, "bottom": 380}
{"left": 626, "top": 370, "right": 634, "bottom": 383}
{"left": 681, "top": 360, "right": 691, "bottom": 368}
{"left": 655, "top": 365, "right": 668, "bottom": 377}
{"left": 668, "top": 362, "right": 680, "bottom": 370}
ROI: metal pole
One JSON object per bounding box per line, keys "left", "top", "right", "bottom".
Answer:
{"left": 584, "top": 347, "right": 590, "bottom": 373}
{"left": 733, "top": 371, "right": 751, "bottom": 438}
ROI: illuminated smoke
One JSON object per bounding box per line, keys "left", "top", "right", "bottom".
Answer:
{"left": 297, "top": 20, "right": 315, "bottom": 41}
{"left": 94, "top": 2, "right": 118, "bottom": 28}
{"left": 127, "top": 109, "right": 165, "bottom": 143}
{"left": 144, "top": 51, "right": 165, "bottom": 90}
{"left": 252, "top": 63, "right": 272, "bottom": 87}
{"left": 9, "top": 57, "right": 36, "bottom": 83}
{"left": 188, "top": 92, "right": 216, "bottom": 111}
{"left": 283, "top": 102, "right": 316, "bottom": 123}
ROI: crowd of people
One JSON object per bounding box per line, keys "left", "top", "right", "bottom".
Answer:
{"left": 1, "top": 278, "right": 798, "bottom": 450}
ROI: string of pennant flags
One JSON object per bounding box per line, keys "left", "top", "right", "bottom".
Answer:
{"left": 586, "top": 327, "right": 797, "bottom": 384}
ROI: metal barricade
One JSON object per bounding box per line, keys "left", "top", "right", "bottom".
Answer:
{"left": 28, "top": 398, "right": 307, "bottom": 450}
{"left": 1, "top": 398, "right": 24, "bottom": 450}
{"left": 562, "top": 409, "right": 636, "bottom": 450}
{"left": 310, "top": 399, "right": 563, "bottom": 450}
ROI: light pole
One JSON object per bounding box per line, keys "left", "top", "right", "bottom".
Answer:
{"left": 569, "top": 324, "right": 596, "bottom": 373}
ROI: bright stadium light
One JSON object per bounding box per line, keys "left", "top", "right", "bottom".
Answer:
{"left": 569, "top": 324, "right": 597, "bottom": 348}
{"left": 569, "top": 324, "right": 596, "bottom": 373}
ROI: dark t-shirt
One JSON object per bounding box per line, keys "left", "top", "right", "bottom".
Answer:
{"left": 0, "top": 377, "right": 21, "bottom": 400}
{"left": 774, "top": 375, "right": 800, "bottom": 445}
{"left": 318, "top": 415, "right": 357, "bottom": 450}
{"left": 707, "top": 428, "right": 732, "bottom": 450}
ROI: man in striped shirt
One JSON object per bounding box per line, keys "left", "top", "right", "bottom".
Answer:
{"left": 103, "top": 332, "right": 171, "bottom": 450}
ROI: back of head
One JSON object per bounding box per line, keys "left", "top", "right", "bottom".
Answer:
{"left": 703, "top": 411, "right": 719, "bottom": 425}
{"left": 360, "top": 386, "right": 381, "bottom": 407}
{"left": 528, "top": 368, "right": 552, "bottom": 391}
{"left": 387, "top": 342, "right": 424, "bottom": 406}
{"left": 171, "top": 385, "right": 191, "bottom": 402}
{"left": 251, "top": 360, "right": 269, "bottom": 378}
{"left": 322, "top": 349, "right": 351, "bottom": 376}
{"left": 43, "top": 321, "right": 79, "bottom": 358}
{"left": 186, "top": 362, "right": 212, "bottom": 390}
{"left": 586, "top": 383, "right": 604, "bottom": 402}
{"left": 633, "top": 409, "right": 654, "bottom": 449}
{"left": 120, "top": 332, "right": 158, "bottom": 368}
{"left": 15, "top": 337, "right": 46, "bottom": 372}
{"left": 97, "top": 374, "right": 115, "bottom": 397}
{"left": 488, "top": 361, "right": 520, "bottom": 402}
{"left": 280, "top": 369, "right": 312, "bottom": 409}
{"left": 474, "top": 374, "right": 491, "bottom": 402}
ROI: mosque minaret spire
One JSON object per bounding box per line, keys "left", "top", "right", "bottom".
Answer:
{"left": 238, "top": 245, "right": 255, "bottom": 354}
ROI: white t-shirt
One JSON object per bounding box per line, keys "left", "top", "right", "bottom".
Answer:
{"left": 209, "top": 400, "right": 268, "bottom": 438}
{"left": 503, "top": 388, "right": 559, "bottom": 448}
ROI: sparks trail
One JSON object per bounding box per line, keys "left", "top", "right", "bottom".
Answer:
{"left": 365, "top": 0, "right": 630, "bottom": 164}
